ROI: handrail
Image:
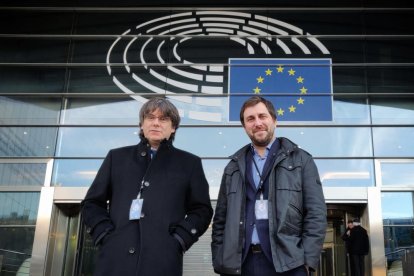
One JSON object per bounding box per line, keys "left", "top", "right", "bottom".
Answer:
{"left": 385, "top": 246, "right": 414, "bottom": 257}
{"left": 0, "top": 249, "right": 31, "bottom": 257}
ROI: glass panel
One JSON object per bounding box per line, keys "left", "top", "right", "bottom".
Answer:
{"left": 62, "top": 98, "right": 141, "bottom": 125}
{"left": 0, "top": 11, "right": 72, "bottom": 34}
{"left": 316, "top": 159, "right": 374, "bottom": 187}
{"left": 382, "top": 192, "right": 413, "bottom": 221}
{"left": 278, "top": 127, "right": 373, "bottom": 157}
{"left": 52, "top": 159, "right": 103, "bottom": 187}
{"left": 67, "top": 67, "right": 169, "bottom": 93}
{"left": 55, "top": 127, "right": 372, "bottom": 158}
{"left": 371, "top": 97, "right": 414, "bottom": 124}
{"left": 74, "top": 12, "right": 167, "bottom": 35}
{"left": 0, "top": 227, "right": 35, "bottom": 275}
{"left": 0, "top": 97, "right": 60, "bottom": 125}
{"left": 56, "top": 127, "right": 138, "bottom": 157}
{"left": 365, "top": 39, "right": 414, "bottom": 63}
{"left": 52, "top": 159, "right": 376, "bottom": 189}
{"left": 178, "top": 127, "right": 373, "bottom": 157}
{"left": 0, "top": 163, "right": 47, "bottom": 186}
{"left": 202, "top": 159, "right": 229, "bottom": 199}
{"left": 332, "top": 67, "right": 366, "bottom": 94}
{"left": 0, "top": 192, "right": 40, "bottom": 225}
{"left": 381, "top": 162, "right": 414, "bottom": 187}
{"left": 0, "top": 68, "right": 66, "bottom": 93}
{"left": 365, "top": 11, "right": 414, "bottom": 35}
{"left": 0, "top": 38, "right": 70, "bottom": 63}
{"left": 382, "top": 192, "right": 414, "bottom": 269}
{"left": 373, "top": 127, "right": 414, "bottom": 157}
{"left": 62, "top": 96, "right": 369, "bottom": 125}
{"left": 175, "top": 127, "right": 249, "bottom": 158}
{"left": 0, "top": 127, "right": 57, "bottom": 157}
{"left": 384, "top": 226, "right": 414, "bottom": 273}
{"left": 332, "top": 97, "right": 369, "bottom": 124}
{"left": 51, "top": 158, "right": 229, "bottom": 189}
{"left": 367, "top": 67, "right": 414, "bottom": 94}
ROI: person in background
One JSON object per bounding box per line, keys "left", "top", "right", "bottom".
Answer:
{"left": 343, "top": 218, "right": 370, "bottom": 276}
{"left": 81, "top": 97, "right": 213, "bottom": 276}
{"left": 342, "top": 220, "right": 355, "bottom": 275}
{"left": 212, "top": 96, "right": 327, "bottom": 276}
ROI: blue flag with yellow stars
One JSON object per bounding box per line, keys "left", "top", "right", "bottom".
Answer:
{"left": 228, "top": 58, "right": 333, "bottom": 121}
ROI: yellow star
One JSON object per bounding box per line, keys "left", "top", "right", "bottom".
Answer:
{"left": 289, "top": 105, "right": 296, "bottom": 112}
{"left": 300, "top": 86, "right": 308, "bottom": 94}
{"left": 296, "top": 76, "right": 304, "bottom": 83}
{"left": 297, "top": 97, "right": 305, "bottom": 104}
{"left": 265, "top": 68, "right": 272, "bottom": 76}
{"left": 276, "top": 65, "right": 284, "bottom": 73}
{"left": 288, "top": 68, "right": 295, "bottom": 76}
{"left": 277, "top": 108, "right": 285, "bottom": 116}
{"left": 257, "top": 76, "right": 264, "bottom": 83}
{"left": 253, "top": 87, "right": 261, "bottom": 94}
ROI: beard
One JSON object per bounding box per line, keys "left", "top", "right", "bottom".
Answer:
{"left": 248, "top": 127, "right": 275, "bottom": 147}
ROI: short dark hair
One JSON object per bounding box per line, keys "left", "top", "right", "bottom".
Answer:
{"left": 139, "top": 97, "right": 180, "bottom": 141}
{"left": 239, "top": 96, "right": 277, "bottom": 126}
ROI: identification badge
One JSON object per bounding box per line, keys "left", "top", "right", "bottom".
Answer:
{"left": 129, "top": 198, "right": 144, "bottom": 220}
{"left": 255, "top": 199, "right": 269, "bottom": 220}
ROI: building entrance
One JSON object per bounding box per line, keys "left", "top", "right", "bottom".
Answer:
{"left": 44, "top": 203, "right": 367, "bottom": 276}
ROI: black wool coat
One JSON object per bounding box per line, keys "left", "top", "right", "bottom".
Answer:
{"left": 81, "top": 139, "right": 213, "bottom": 276}
{"left": 348, "top": 225, "right": 370, "bottom": 255}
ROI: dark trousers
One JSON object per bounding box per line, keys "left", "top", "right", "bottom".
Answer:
{"left": 222, "top": 250, "right": 308, "bottom": 276}
{"left": 350, "top": 254, "right": 365, "bottom": 276}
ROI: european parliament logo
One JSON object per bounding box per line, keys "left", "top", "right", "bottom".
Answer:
{"left": 229, "top": 58, "right": 333, "bottom": 122}
{"left": 106, "top": 11, "right": 333, "bottom": 123}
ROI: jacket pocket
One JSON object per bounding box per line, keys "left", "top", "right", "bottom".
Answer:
{"left": 276, "top": 162, "right": 302, "bottom": 191}
{"left": 224, "top": 166, "right": 240, "bottom": 195}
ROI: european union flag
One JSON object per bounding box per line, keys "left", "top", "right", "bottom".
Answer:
{"left": 228, "top": 58, "right": 333, "bottom": 121}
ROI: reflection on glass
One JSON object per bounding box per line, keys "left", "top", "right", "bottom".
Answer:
{"left": 0, "top": 97, "right": 60, "bottom": 125}
{"left": 56, "top": 127, "right": 138, "bottom": 157}
{"left": 51, "top": 158, "right": 230, "bottom": 189}
{"left": 371, "top": 98, "right": 414, "bottom": 124}
{"left": 315, "top": 159, "right": 374, "bottom": 187}
{"left": 202, "top": 159, "right": 229, "bottom": 199}
{"left": 0, "top": 39, "right": 70, "bottom": 63}
{"left": 383, "top": 224, "right": 414, "bottom": 270}
{"left": 382, "top": 192, "right": 414, "bottom": 269}
{"left": 175, "top": 128, "right": 250, "bottom": 158}
{"left": 0, "top": 68, "right": 66, "bottom": 93}
{"left": 63, "top": 98, "right": 141, "bottom": 125}
{"left": 373, "top": 127, "right": 414, "bottom": 157}
{"left": 381, "top": 162, "right": 414, "bottom": 187}
{"left": 52, "top": 159, "right": 103, "bottom": 187}
{"left": 278, "top": 127, "right": 372, "bottom": 157}
{"left": 62, "top": 96, "right": 371, "bottom": 125}
{"left": 0, "top": 163, "right": 46, "bottom": 186}
{"left": 382, "top": 192, "right": 413, "bottom": 220}
{"left": 0, "top": 227, "right": 35, "bottom": 275}
{"left": 0, "top": 192, "right": 40, "bottom": 225}
{"left": 0, "top": 127, "right": 57, "bottom": 157}
{"left": 368, "top": 68, "right": 414, "bottom": 93}
{"left": 332, "top": 98, "right": 369, "bottom": 124}
{"left": 57, "top": 127, "right": 374, "bottom": 158}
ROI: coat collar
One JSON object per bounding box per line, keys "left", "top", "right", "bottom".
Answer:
{"left": 137, "top": 138, "right": 174, "bottom": 158}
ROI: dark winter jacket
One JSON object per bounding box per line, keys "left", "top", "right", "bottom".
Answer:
{"left": 348, "top": 225, "right": 370, "bottom": 255}
{"left": 211, "top": 137, "right": 327, "bottom": 274}
{"left": 81, "top": 139, "right": 213, "bottom": 276}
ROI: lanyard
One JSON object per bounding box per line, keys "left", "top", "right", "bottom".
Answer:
{"left": 136, "top": 148, "right": 157, "bottom": 199}
{"left": 252, "top": 157, "right": 265, "bottom": 200}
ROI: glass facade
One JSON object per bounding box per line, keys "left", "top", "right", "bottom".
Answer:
{"left": 0, "top": 1, "right": 413, "bottom": 275}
